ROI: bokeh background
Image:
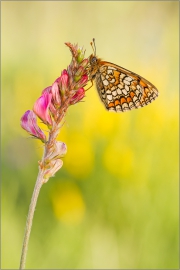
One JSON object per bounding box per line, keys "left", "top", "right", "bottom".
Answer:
{"left": 1, "top": 1, "right": 179, "bottom": 269}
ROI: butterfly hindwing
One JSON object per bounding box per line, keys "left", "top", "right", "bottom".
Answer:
{"left": 96, "top": 62, "right": 158, "bottom": 112}
{"left": 88, "top": 53, "right": 158, "bottom": 112}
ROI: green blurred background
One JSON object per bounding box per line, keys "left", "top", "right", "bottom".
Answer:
{"left": 1, "top": 1, "right": 179, "bottom": 269}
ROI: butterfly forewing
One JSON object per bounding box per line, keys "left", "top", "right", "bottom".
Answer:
{"left": 89, "top": 56, "right": 158, "bottom": 112}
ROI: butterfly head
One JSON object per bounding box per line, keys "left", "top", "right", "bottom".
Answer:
{"left": 89, "top": 38, "right": 99, "bottom": 65}
{"left": 87, "top": 39, "right": 102, "bottom": 80}
{"left": 89, "top": 54, "right": 98, "bottom": 65}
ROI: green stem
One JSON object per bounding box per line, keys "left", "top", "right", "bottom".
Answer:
{"left": 19, "top": 169, "right": 44, "bottom": 269}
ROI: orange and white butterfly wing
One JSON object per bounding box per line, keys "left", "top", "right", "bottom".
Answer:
{"left": 95, "top": 61, "right": 158, "bottom": 112}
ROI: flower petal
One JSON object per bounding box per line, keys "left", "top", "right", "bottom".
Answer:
{"left": 21, "top": 110, "right": 46, "bottom": 142}
{"left": 42, "top": 86, "right": 52, "bottom": 95}
{"left": 33, "top": 92, "right": 53, "bottom": 126}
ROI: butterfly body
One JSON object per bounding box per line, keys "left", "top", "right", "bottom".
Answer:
{"left": 88, "top": 53, "right": 159, "bottom": 112}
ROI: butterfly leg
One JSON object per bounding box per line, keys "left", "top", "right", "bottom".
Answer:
{"left": 85, "top": 79, "right": 94, "bottom": 91}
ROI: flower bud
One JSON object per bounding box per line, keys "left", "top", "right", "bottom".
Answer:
{"left": 79, "top": 58, "right": 89, "bottom": 68}
{"left": 76, "top": 74, "right": 88, "bottom": 89}
{"left": 70, "top": 88, "right": 85, "bottom": 105}
{"left": 74, "top": 75, "right": 81, "bottom": 83}
{"left": 20, "top": 110, "right": 46, "bottom": 142}
{"left": 75, "top": 66, "right": 84, "bottom": 77}
{"left": 77, "top": 48, "right": 85, "bottom": 63}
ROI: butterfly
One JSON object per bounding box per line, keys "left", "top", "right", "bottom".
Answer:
{"left": 87, "top": 39, "right": 159, "bottom": 112}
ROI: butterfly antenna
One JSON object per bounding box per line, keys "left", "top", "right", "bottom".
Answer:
{"left": 93, "top": 38, "right": 96, "bottom": 55}
{"left": 90, "top": 38, "right": 96, "bottom": 56}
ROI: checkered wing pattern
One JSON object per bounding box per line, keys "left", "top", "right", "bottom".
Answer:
{"left": 90, "top": 58, "right": 158, "bottom": 112}
{"left": 95, "top": 62, "right": 158, "bottom": 112}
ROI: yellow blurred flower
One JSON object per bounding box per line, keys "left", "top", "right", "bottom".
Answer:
{"left": 63, "top": 133, "right": 94, "bottom": 179}
{"left": 51, "top": 181, "right": 85, "bottom": 225}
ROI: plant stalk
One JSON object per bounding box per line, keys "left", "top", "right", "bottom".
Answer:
{"left": 19, "top": 169, "right": 44, "bottom": 269}
{"left": 19, "top": 99, "right": 69, "bottom": 269}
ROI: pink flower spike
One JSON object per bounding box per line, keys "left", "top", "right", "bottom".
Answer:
{"left": 33, "top": 92, "right": 53, "bottom": 126}
{"left": 70, "top": 88, "right": 85, "bottom": 105}
{"left": 51, "top": 81, "right": 61, "bottom": 106}
{"left": 21, "top": 110, "right": 46, "bottom": 142}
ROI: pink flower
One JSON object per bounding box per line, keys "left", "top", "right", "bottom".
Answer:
{"left": 33, "top": 92, "right": 53, "bottom": 126}
{"left": 70, "top": 88, "right": 85, "bottom": 105}
{"left": 20, "top": 110, "right": 46, "bottom": 142}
